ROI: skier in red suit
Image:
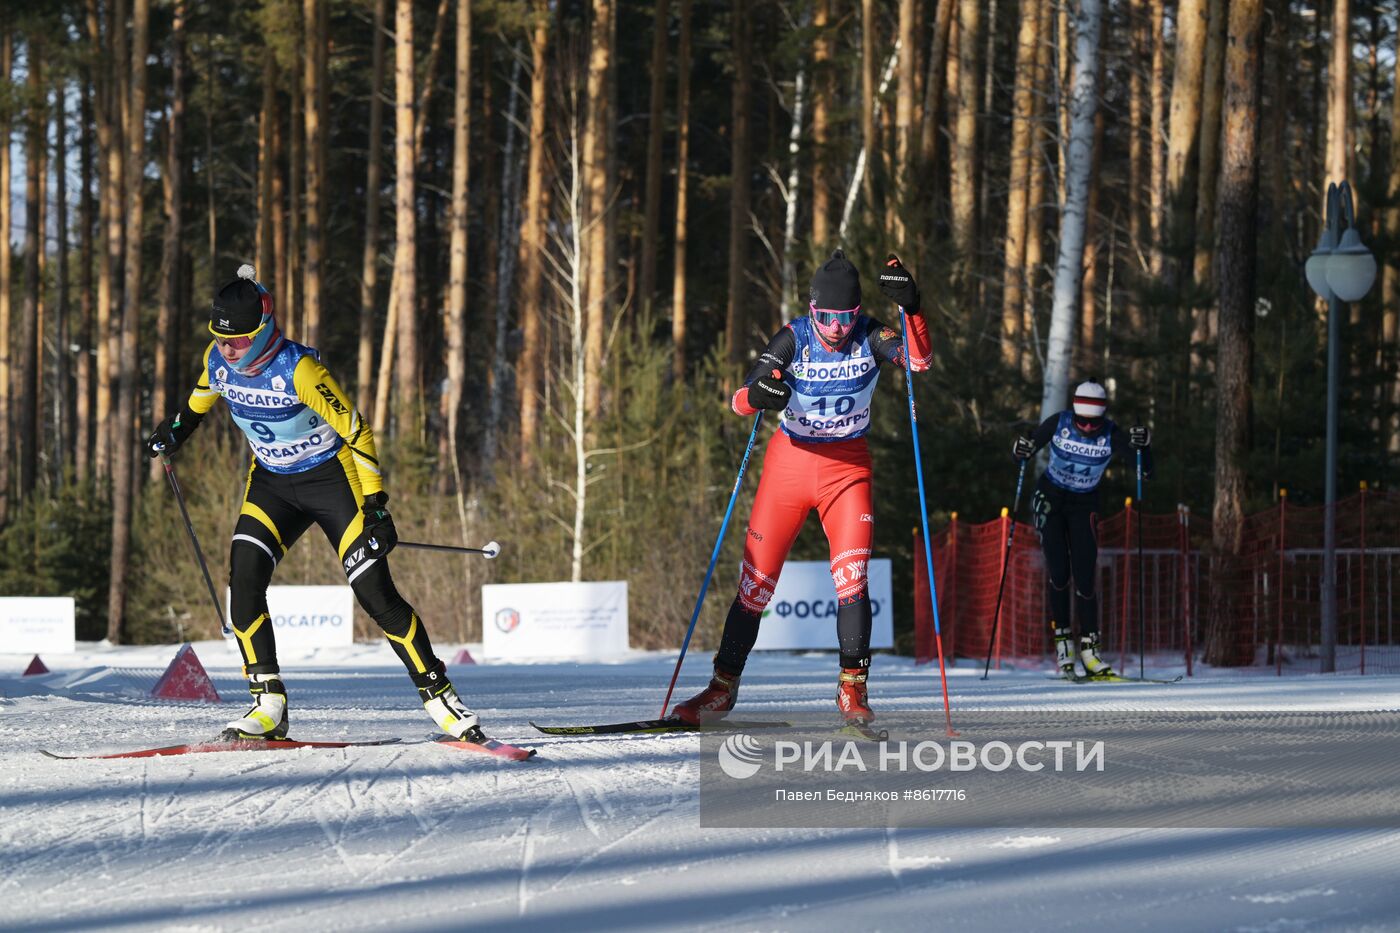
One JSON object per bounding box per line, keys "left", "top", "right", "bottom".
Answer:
{"left": 673, "top": 251, "right": 932, "bottom": 726}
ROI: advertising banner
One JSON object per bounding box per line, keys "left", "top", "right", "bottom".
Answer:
{"left": 224, "top": 585, "right": 355, "bottom": 649}
{"left": 482, "top": 581, "right": 629, "bottom": 660}
{"left": 752, "top": 559, "right": 893, "bottom": 650}
{"left": 0, "top": 597, "right": 77, "bottom": 654}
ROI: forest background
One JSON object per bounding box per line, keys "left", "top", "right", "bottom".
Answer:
{"left": 0, "top": 0, "right": 1390, "bottom": 664}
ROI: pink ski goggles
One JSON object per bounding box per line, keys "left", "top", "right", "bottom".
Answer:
{"left": 811, "top": 301, "right": 859, "bottom": 331}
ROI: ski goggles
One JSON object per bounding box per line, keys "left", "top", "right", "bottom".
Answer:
{"left": 213, "top": 329, "right": 259, "bottom": 351}
{"left": 810, "top": 302, "right": 860, "bottom": 329}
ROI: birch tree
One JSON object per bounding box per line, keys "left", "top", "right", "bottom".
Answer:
{"left": 1039, "top": 0, "right": 1103, "bottom": 422}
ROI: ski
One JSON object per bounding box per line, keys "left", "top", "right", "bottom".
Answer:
{"left": 1049, "top": 673, "right": 1184, "bottom": 685}
{"left": 835, "top": 720, "right": 889, "bottom": 742}
{"left": 432, "top": 733, "right": 536, "bottom": 761}
{"left": 530, "top": 717, "right": 792, "bottom": 736}
{"left": 40, "top": 737, "right": 403, "bottom": 760}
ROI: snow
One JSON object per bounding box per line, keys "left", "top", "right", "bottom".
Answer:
{"left": 3, "top": 643, "right": 1400, "bottom": 932}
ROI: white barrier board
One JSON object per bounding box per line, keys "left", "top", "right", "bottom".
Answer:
{"left": 0, "top": 597, "right": 76, "bottom": 654}
{"left": 752, "top": 559, "right": 894, "bottom": 650}
{"left": 482, "top": 581, "right": 629, "bottom": 660}
{"left": 224, "top": 585, "right": 356, "bottom": 649}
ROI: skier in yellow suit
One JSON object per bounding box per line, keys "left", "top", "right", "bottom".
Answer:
{"left": 146, "top": 265, "right": 482, "bottom": 742}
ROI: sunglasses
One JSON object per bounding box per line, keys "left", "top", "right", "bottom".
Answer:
{"left": 811, "top": 305, "right": 859, "bottom": 329}
{"left": 215, "top": 334, "right": 256, "bottom": 351}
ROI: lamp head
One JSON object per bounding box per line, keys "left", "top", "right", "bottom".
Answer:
{"left": 1305, "top": 226, "right": 1337, "bottom": 300}
{"left": 1325, "top": 227, "right": 1377, "bottom": 302}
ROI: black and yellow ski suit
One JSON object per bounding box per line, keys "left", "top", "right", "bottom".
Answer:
{"left": 177, "top": 338, "right": 444, "bottom": 688}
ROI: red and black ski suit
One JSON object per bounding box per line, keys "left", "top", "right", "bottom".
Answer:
{"left": 713, "top": 312, "right": 932, "bottom": 675}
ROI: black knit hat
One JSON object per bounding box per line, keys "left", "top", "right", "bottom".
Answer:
{"left": 809, "top": 249, "right": 861, "bottom": 310}
{"left": 209, "top": 276, "right": 265, "bottom": 337}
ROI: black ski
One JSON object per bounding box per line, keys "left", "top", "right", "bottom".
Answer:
{"left": 530, "top": 717, "right": 791, "bottom": 736}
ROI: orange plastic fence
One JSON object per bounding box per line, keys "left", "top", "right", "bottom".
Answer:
{"left": 913, "top": 488, "right": 1400, "bottom": 675}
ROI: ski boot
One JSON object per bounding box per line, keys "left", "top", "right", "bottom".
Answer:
{"left": 420, "top": 676, "right": 484, "bottom": 741}
{"left": 223, "top": 673, "right": 289, "bottom": 740}
{"left": 836, "top": 667, "right": 874, "bottom": 723}
{"left": 672, "top": 666, "right": 740, "bottom": 725}
{"left": 1052, "top": 627, "right": 1076, "bottom": 679}
{"left": 1079, "top": 632, "right": 1116, "bottom": 679}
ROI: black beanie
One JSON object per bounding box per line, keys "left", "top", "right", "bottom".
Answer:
{"left": 809, "top": 249, "right": 861, "bottom": 311}
{"left": 210, "top": 278, "right": 265, "bottom": 337}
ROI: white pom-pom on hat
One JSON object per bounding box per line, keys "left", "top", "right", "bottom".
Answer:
{"left": 237, "top": 264, "right": 257, "bottom": 280}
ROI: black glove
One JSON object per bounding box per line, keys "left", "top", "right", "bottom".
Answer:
{"left": 878, "top": 254, "right": 921, "bottom": 315}
{"left": 361, "top": 491, "right": 398, "bottom": 558}
{"left": 749, "top": 369, "right": 792, "bottom": 411}
{"left": 1129, "top": 425, "right": 1151, "bottom": 449}
{"left": 1012, "top": 436, "right": 1035, "bottom": 460}
{"left": 146, "top": 409, "right": 200, "bottom": 458}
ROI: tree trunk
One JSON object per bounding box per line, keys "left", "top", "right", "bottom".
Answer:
{"left": 1165, "top": 0, "right": 1208, "bottom": 288}
{"left": 860, "top": 0, "right": 877, "bottom": 220}
{"left": 76, "top": 76, "right": 94, "bottom": 483}
{"left": 287, "top": 3, "right": 304, "bottom": 340}
{"left": 518, "top": 0, "right": 550, "bottom": 462}
{"left": 1148, "top": 0, "right": 1166, "bottom": 277}
{"left": 583, "top": 0, "right": 614, "bottom": 408}
{"left": 670, "top": 0, "right": 692, "bottom": 382}
{"left": 1325, "top": 0, "right": 1351, "bottom": 204}
{"left": 1205, "top": 0, "right": 1263, "bottom": 667}
{"left": 1021, "top": 0, "right": 1053, "bottom": 378}
{"left": 1039, "top": 0, "right": 1103, "bottom": 423}
{"left": 950, "top": 0, "right": 979, "bottom": 262}
{"left": 151, "top": 0, "right": 185, "bottom": 485}
{"left": 256, "top": 54, "right": 276, "bottom": 282}
{"left": 638, "top": 0, "right": 670, "bottom": 317}
{"left": 919, "top": 0, "right": 954, "bottom": 242}
{"left": 1191, "top": 0, "right": 1227, "bottom": 365}
{"left": 0, "top": 27, "right": 11, "bottom": 524}
{"left": 1079, "top": 72, "right": 1106, "bottom": 374}
{"left": 485, "top": 49, "right": 526, "bottom": 466}
{"left": 724, "top": 0, "right": 750, "bottom": 364}
{"left": 1000, "top": 0, "right": 1041, "bottom": 369}
{"left": 1386, "top": 9, "right": 1400, "bottom": 454}
{"left": 811, "top": 0, "right": 832, "bottom": 249}
{"left": 109, "top": 0, "right": 149, "bottom": 642}
{"left": 1128, "top": 0, "right": 1145, "bottom": 270}
{"left": 17, "top": 38, "right": 42, "bottom": 501}
{"left": 302, "top": 0, "right": 325, "bottom": 347}
{"left": 55, "top": 81, "right": 71, "bottom": 480}
{"left": 271, "top": 103, "right": 287, "bottom": 338}
{"left": 392, "top": 0, "right": 420, "bottom": 436}
{"left": 441, "top": 0, "right": 470, "bottom": 494}
{"left": 97, "top": 0, "right": 128, "bottom": 482}
{"left": 892, "top": 0, "right": 917, "bottom": 247}
{"left": 358, "top": 0, "right": 386, "bottom": 415}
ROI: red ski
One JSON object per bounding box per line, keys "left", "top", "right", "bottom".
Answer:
{"left": 40, "top": 737, "right": 402, "bottom": 760}
{"left": 432, "top": 733, "right": 536, "bottom": 761}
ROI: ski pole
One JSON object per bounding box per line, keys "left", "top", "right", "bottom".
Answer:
{"left": 900, "top": 306, "right": 957, "bottom": 736}
{"left": 157, "top": 450, "right": 231, "bottom": 636}
{"left": 981, "top": 458, "right": 1028, "bottom": 680}
{"left": 660, "top": 410, "right": 765, "bottom": 718}
{"left": 1136, "top": 447, "right": 1146, "bottom": 680}
{"left": 399, "top": 540, "right": 501, "bottom": 559}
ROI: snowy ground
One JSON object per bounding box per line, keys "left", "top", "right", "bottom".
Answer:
{"left": 3, "top": 642, "right": 1400, "bottom": 932}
